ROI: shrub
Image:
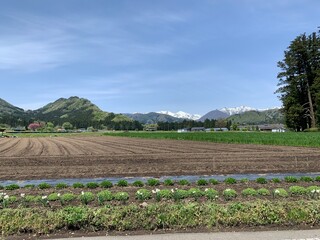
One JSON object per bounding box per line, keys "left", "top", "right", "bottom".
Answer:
{"left": 289, "top": 186, "right": 307, "bottom": 196}
{"left": 56, "top": 183, "right": 68, "bottom": 189}
{"left": 156, "top": 189, "right": 173, "bottom": 201}
{"left": 135, "top": 189, "right": 152, "bottom": 201}
{"left": 97, "top": 190, "right": 113, "bottom": 204}
{"left": 72, "top": 182, "right": 85, "bottom": 188}
{"left": 240, "top": 178, "right": 249, "bottom": 184}
{"left": 257, "top": 188, "right": 271, "bottom": 196}
{"left": 223, "top": 188, "right": 237, "bottom": 200}
{"left": 114, "top": 192, "right": 129, "bottom": 202}
{"left": 256, "top": 177, "right": 267, "bottom": 184}
{"left": 164, "top": 179, "right": 174, "bottom": 186}
{"left": 100, "top": 181, "right": 113, "bottom": 188}
{"left": 173, "top": 189, "right": 189, "bottom": 201}
{"left": 147, "top": 178, "right": 160, "bottom": 186}
{"left": 38, "top": 183, "right": 51, "bottom": 189}
{"left": 5, "top": 184, "right": 20, "bottom": 190}
{"left": 0, "top": 185, "right": 3, "bottom": 190}
{"left": 61, "top": 193, "right": 76, "bottom": 202}
{"left": 273, "top": 188, "right": 288, "bottom": 198}
{"left": 197, "top": 179, "right": 208, "bottom": 186}
{"left": 300, "top": 176, "right": 313, "bottom": 182}
{"left": 86, "top": 182, "right": 99, "bottom": 189}
{"left": 178, "top": 179, "right": 190, "bottom": 186}
{"left": 24, "top": 184, "right": 35, "bottom": 189}
{"left": 132, "top": 180, "right": 144, "bottom": 187}
{"left": 271, "top": 178, "right": 281, "bottom": 183}
{"left": 117, "top": 180, "right": 128, "bottom": 187}
{"left": 224, "top": 178, "right": 237, "bottom": 184}
{"left": 188, "top": 188, "right": 203, "bottom": 200}
{"left": 209, "top": 179, "right": 219, "bottom": 185}
{"left": 284, "top": 176, "right": 298, "bottom": 183}
{"left": 204, "top": 188, "right": 219, "bottom": 200}
{"left": 79, "top": 192, "right": 95, "bottom": 205}
{"left": 48, "top": 193, "right": 60, "bottom": 201}
{"left": 242, "top": 188, "right": 257, "bottom": 197}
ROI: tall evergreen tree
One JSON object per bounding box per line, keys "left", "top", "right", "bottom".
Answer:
{"left": 276, "top": 30, "right": 320, "bottom": 131}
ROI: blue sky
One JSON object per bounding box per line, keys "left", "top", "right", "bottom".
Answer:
{"left": 0, "top": 0, "right": 319, "bottom": 115}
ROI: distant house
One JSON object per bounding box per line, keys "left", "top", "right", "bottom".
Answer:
{"left": 191, "top": 127, "right": 206, "bottom": 132}
{"left": 259, "top": 124, "right": 285, "bottom": 132}
{"left": 145, "top": 126, "right": 157, "bottom": 131}
{"left": 178, "top": 128, "right": 190, "bottom": 133}
{"left": 213, "top": 127, "right": 229, "bottom": 132}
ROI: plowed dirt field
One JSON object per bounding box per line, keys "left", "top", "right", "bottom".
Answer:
{"left": 1, "top": 136, "right": 320, "bottom": 180}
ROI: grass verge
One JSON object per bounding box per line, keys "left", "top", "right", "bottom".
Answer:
{"left": 1, "top": 200, "right": 320, "bottom": 236}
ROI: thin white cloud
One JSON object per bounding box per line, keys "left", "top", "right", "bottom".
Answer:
{"left": 0, "top": 39, "right": 73, "bottom": 71}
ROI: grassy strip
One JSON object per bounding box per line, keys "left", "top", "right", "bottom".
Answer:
{"left": 104, "top": 131, "right": 320, "bottom": 147}
{"left": 1, "top": 200, "right": 320, "bottom": 236}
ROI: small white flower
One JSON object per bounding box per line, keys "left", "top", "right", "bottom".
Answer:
{"left": 0, "top": 192, "right": 3, "bottom": 197}
{"left": 311, "top": 189, "right": 316, "bottom": 193}
{"left": 274, "top": 190, "right": 280, "bottom": 194}
{"left": 42, "top": 196, "right": 47, "bottom": 200}
{"left": 225, "top": 188, "right": 231, "bottom": 192}
{"left": 317, "top": 190, "right": 320, "bottom": 193}
{"left": 4, "top": 195, "right": 9, "bottom": 200}
{"left": 155, "top": 188, "right": 160, "bottom": 193}
{"left": 57, "top": 193, "right": 61, "bottom": 197}
{"left": 81, "top": 191, "right": 85, "bottom": 195}
{"left": 20, "top": 193, "right": 25, "bottom": 198}
{"left": 205, "top": 188, "right": 209, "bottom": 192}
{"left": 152, "top": 190, "right": 156, "bottom": 194}
{"left": 171, "top": 189, "right": 175, "bottom": 193}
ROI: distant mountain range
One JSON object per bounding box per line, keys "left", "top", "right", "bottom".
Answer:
{"left": 123, "top": 112, "right": 184, "bottom": 124}
{"left": 0, "top": 97, "right": 283, "bottom": 127}
{"left": 157, "top": 111, "right": 201, "bottom": 121}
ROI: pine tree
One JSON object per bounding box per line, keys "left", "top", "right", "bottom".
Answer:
{"left": 276, "top": 30, "right": 320, "bottom": 131}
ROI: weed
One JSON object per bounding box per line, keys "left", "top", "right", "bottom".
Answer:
{"left": 38, "top": 183, "right": 51, "bottom": 189}
{"left": 256, "top": 177, "right": 267, "bottom": 184}
{"left": 117, "top": 180, "right": 128, "bottom": 187}
{"left": 132, "top": 180, "right": 144, "bottom": 187}
{"left": 73, "top": 182, "right": 85, "bottom": 188}
{"left": 178, "top": 179, "right": 190, "bottom": 186}
{"left": 100, "top": 181, "right": 113, "bottom": 188}
{"left": 86, "top": 182, "right": 99, "bottom": 189}
{"left": 224, "top": 178, "right": 237, "bottom": 184}
{"left": 164, "top": 179, "right": 174, "bottom": 186}
{"left": 197, "top": 179, "right": 208, "bottom": 186}
{"left": 147, "top": 178, "right": 160, "bottom": 186}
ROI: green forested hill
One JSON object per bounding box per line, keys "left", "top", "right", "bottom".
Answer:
{"left": 0, "top": 98, "right": 29, "bottom": 126}
{"left": 0, "top": 97, "right": 138, "bottom": 129}
{"left": 227, "top": 109, "right": 284, "bottom": 125}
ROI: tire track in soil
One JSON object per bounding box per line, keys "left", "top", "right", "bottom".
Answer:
{"left": 0, "top": 138, "right": 23, "bottom": 156}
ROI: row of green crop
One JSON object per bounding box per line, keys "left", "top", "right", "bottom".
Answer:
{"left": 1, "top": 186, "right": 320, "bottom": 209}
{"left": 2, "top": 200, "right": 320, "bottom": 236}
{"left": 2, "top": 176, "right": 319, "bottom": 191}
{"left": 104, "top": 131, "right": 320, "bottom": 147}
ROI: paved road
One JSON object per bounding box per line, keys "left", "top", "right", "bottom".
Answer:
{"left": 52, "top": 229, "right": 320, "bottom": 240}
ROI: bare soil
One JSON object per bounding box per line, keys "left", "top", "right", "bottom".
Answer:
{"left": 1, "top": 136, "right": 320, "bottom": 180}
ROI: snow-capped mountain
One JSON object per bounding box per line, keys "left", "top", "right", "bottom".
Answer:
{"left": 219, "top": 106, "right": 257, "bottom": 116}
{"left": 157, "top": 111, "right": 201, "bottom": 120}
